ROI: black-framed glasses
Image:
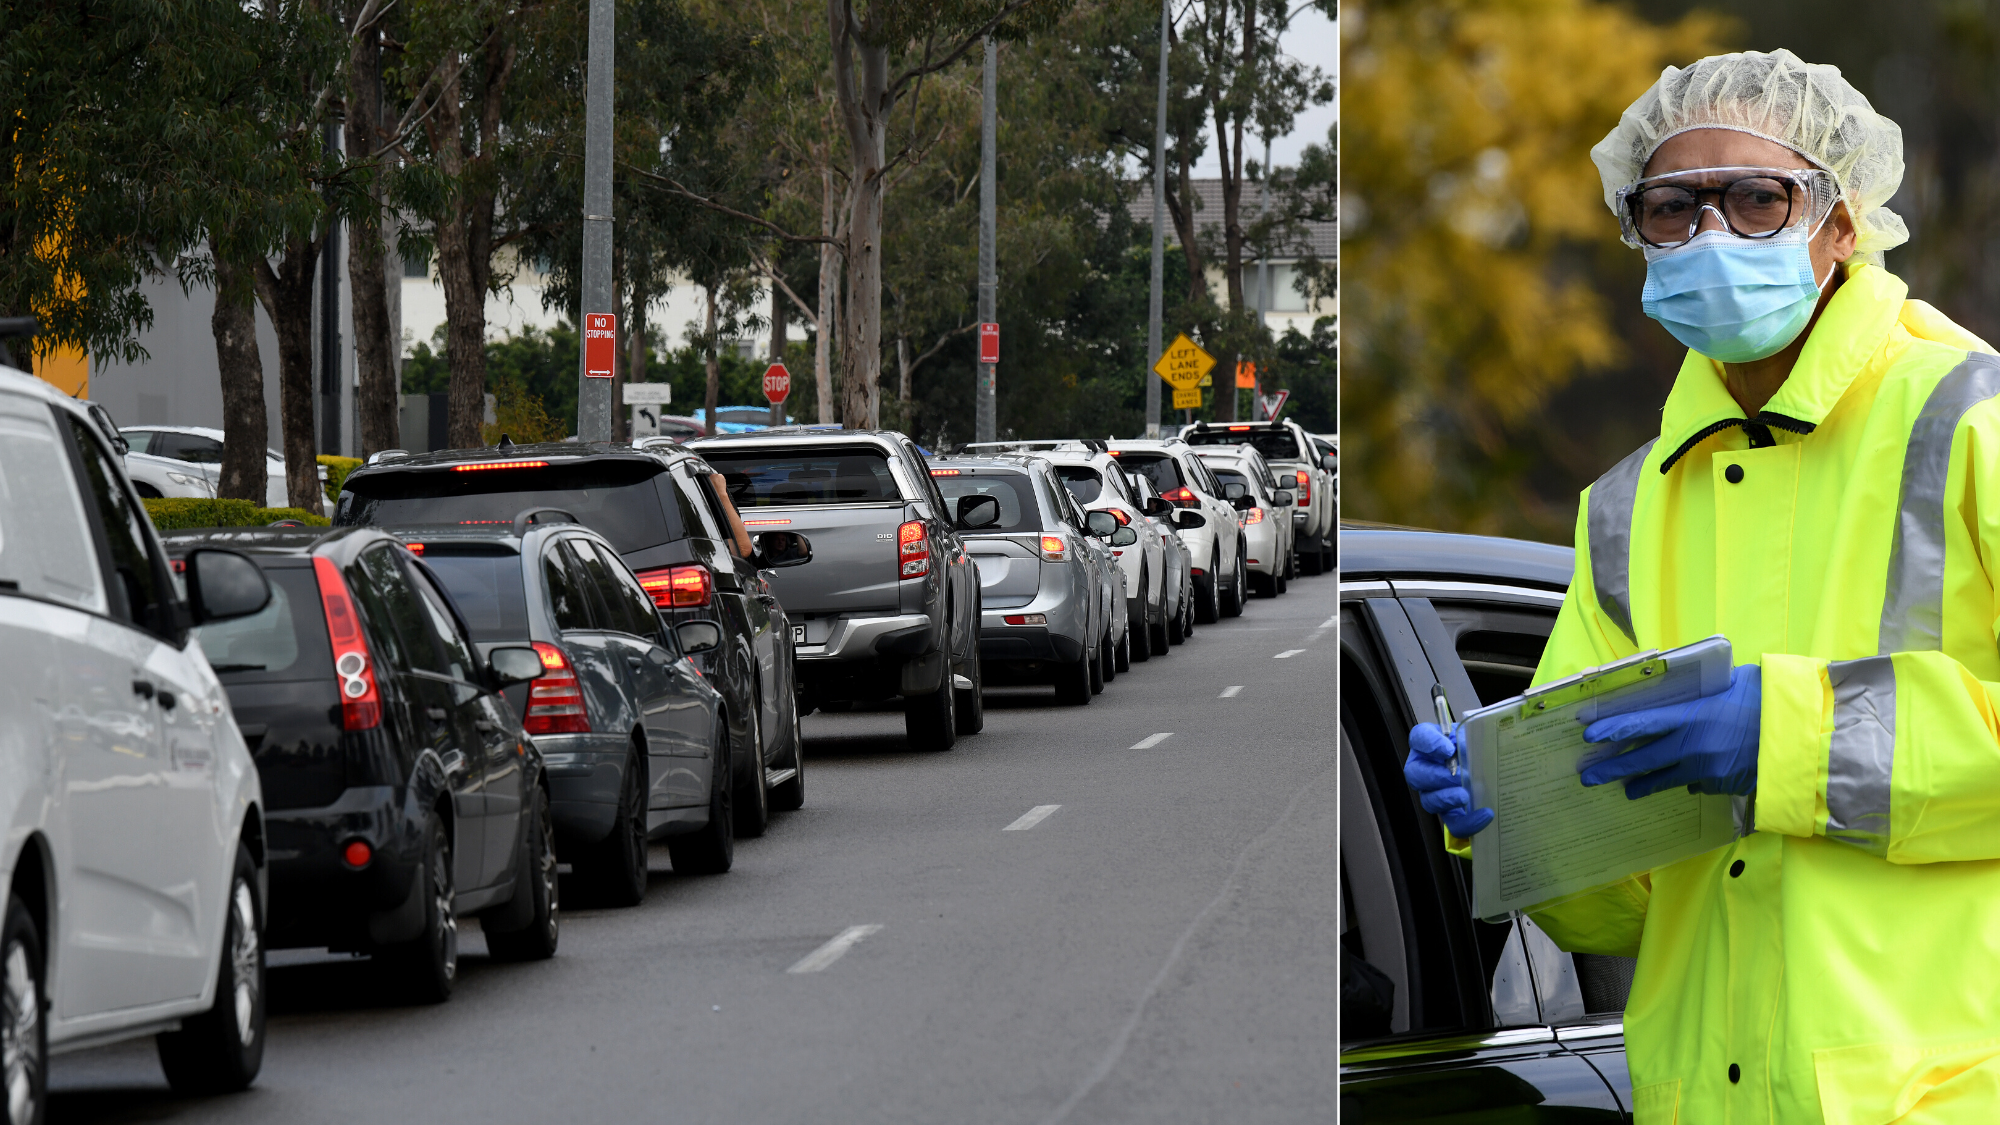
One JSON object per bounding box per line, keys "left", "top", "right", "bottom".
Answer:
{"left": 1614, "top": 166, "right": 1840, "bottom": 249}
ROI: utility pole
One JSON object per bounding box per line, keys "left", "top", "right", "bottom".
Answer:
{"left": 1255, "top": 134, "right": 1272, "bottom": 419}
{"left": 577, "top": 0, "right": 615, "bottom": 441}
{"left": 975, "top": 36, "right": 998, "bottom": 444}
{"left": 1145, "top": 0, "right": 1170, "bottom": 439}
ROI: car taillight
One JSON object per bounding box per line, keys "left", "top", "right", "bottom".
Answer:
{"left": 312, "top": 556, "right": 381, "bottom": 731}
{"left": 404, "top": 543, "right": 425, "bottom": 556}
{"left": 1244, "top": 507, "right": 1265, "bottom": 525}
{"left": 1163, "top": 485, "right": 1198, "bottom": 507}
{"left": 635, "top": 564, "right": 712, "bottom": 608}
{"left": 452, "top": 459, "right": 550, "bottom": 471}
{"left": 1295, "top": 471, "right": 1310, "bottom": 502}
{"left": 1039, "top": 535, "right": 1067, "bottom": 562}
{"left": 899, "top": 520, "right": 930, "bottom": 578}
{"left": 524, "top": 642, "right": 589, "bottom": 734}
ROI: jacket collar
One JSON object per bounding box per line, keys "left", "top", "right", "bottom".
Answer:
{"left": 1655, "top": 263, "right": 1909, "bottom": 473}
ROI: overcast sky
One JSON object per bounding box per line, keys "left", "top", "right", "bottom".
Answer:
{"left": 1187, "top": 5, "right": 1337, "bottom": 177}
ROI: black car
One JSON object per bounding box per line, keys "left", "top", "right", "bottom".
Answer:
{"left": 165, "top": 527, "right": 559, "bottom": 1003}
{"left": 334, "top": 441, "right": 807, "bottom": 840}
{"left": 1338, "top": 523, "right": 1634, "bottom": 1122}
{"left": 391, "top": 512, "right": 734, "bottom": 905}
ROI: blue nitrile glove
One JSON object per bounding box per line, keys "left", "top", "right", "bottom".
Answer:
{"left": 1578, "top": 664, "right": 1762, "bottom": 799}
{"left": 1405, "top": 722, "right": 1494, "bottom": 837}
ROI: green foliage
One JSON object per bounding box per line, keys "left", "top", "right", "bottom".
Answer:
{"left": 317, "top": 456, "right": 363, "bottom": 500}
{"left": 143, "top": 499, "right": 331, "bottom": 530}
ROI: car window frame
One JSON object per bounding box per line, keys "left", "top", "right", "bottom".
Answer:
{"left": 60, "top": 410, "right": 179, "bottom": 639}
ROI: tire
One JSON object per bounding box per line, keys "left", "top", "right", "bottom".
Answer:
{"left": 1089, "top": 634, "right": 1107, "bottom": 694}
{"left": 572, "top": 746, "right": 647, "bottom": 908}
{"left": 904, "top": 665, "right": 958, "bottom": 751}
{"left": 159, "top": 844, "right": 265, "bottom": 1093}
{"left": 770, "top": 693, "right": 806, "bottom": 811}
{"left": 818, "top": 700, "right": 853, "bottom": 713}
{"left": 0, "top": 897, "right": 44, "bottom": 1124}
{"left": 1114, "top": 626, "right": 1131, "bottom": 673}
{"left": 668, "top": 719, "right": 734, "bottom": 875}
{"left": 1251, "top": 570, "right": 1275, "bottom": 598}
{"left": 380, "top": 811, "right": 456, "bottom": 1004}
{"left": 1150, "top": 613, "right": 1171, "bottom": 653}
{"left": 1274, "top": 568, "right": 1289, "bottom": 595}
{"left": 1054, "top": 643, "right": 1093, "bottom": 705}
{"left": 1194, "top": 572, "right": 1219, "bottom": 625}
{"left": 1131, "top": 607, "right": 1153, "bottom": 663}
{"left": 486, "top": 786, "right": 560, "bottom": 960}
{"left": 1222, "top": 553, "right": 1246, "bottom": 617}
{"left": 733, "top": 704, "right": 769, "bottom": 839}
{"left": 1300, "top": 547, "right": 1322, "bottom": 577}
{"left": 1321, "top": 540, "right": 1335, "bottom": 574}
{"left": 954, "top": 653, "right": 985, "bottom": 736}
{"left": 1168, "top": 591, "right": 1188, "bottom": 644}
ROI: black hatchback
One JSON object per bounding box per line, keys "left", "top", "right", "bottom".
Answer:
{"left": 165, "top": 527, "right": 561, "bottom": 1003}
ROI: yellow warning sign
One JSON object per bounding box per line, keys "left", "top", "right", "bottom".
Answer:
{"left": 1153, "top": 333, "right": 1215, "bottom": 390}
{"left": 1172, "top": 386, "right": 1203, "bottom": 410}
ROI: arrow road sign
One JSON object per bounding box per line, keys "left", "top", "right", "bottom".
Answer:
{"left": 1152, "top": 333, "right": 1215, "bottom": 390}
{"left": 763, "top": 363, "right": 792, "bottom": 404}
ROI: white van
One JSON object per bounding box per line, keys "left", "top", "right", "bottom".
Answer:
{"left": 0, "top": 366, "right": 272, "bottom": 1118}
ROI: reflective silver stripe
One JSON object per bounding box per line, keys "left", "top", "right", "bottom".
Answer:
{"left": 1586, "top": 439, "right": 1656, "bottom": 644}
{"left": 1826, "top": 656, "right": 1896, "bottom": 856}
{"left": 1880, "top": 353, "right": 2000, "bottom": 654}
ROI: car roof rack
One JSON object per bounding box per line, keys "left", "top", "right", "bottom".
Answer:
{"left": 512, "top": 507, "right": 579, "bottom": 536}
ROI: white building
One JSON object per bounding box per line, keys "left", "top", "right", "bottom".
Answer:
{"left": 1129, "top": 178, "right": 1336, "bottom": 336}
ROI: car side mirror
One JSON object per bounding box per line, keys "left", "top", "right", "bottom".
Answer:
{"left": 1110, "top": 526, "right": 1139, "bottom": 547}
{"left": 1273, "top": 490, "right": 1294, "bottom": 508}
{"left": 1231, "top": 494, "right": 1256, "bottom": 511}
{"left": 1142, "top": 496, "right": 1171, "bottom": 517}
{"left": 1085, "top": 509, "right": 1119, "bottom": 538}
{"left": 755, "top": 531, "right": 813, "bottom": 569}
{"left": 677, "top": 620, "right": 723, "bottom": 655}
{"left": 1223, "top": 482, "right": 1247, "bottom": 501}
{"left": 184, "top": 549, "right": 271, "bottom": 626}
{"left": 488, "top": 646, "right": 545, "bottom": 686}
{"left": 956, "top": 494, "right": 1001, "bottom": 530}
{"left": 1173, "top": 509, "right": 1205, "bottom": 530}
{"left": 1323, "top": 455, "right": 1337, "bottom": 473}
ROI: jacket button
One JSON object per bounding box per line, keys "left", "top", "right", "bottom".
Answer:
{"left": 1725, "top": 463, "right": 1745, "bottom": 484}
{"left": 1730, "top": 859, "right": 1745, "bottom": 877}
{"left": 1729, "top": 1063, "right": 1741, "bottom": 1084}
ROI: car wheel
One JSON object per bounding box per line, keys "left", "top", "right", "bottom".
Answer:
{"left": 572, "top": 745, "right": 647, "bottom": 908}
{"left": 954, "top": 652, "right": 985, "bottom": 736}
{"left": 1089, "top": 633, "right": 1107, "bottom": 694}
{"left": 486, "top": 785, "right": 560, "bottom": 960}
{"left": 1274, "top": 567, "right": 1289, "bottom": 595}
{"left": 1054, "top": 642, "right": 1093, "bottom": 705}
{"left": 1222, "top": 554, "right": 1246, "bottom": 617}
{"left": 733, "top": 704, "right": 769, "bottom": 839}
{"left": 1114, "top": 625, "right": 1132, "bottom": 673}
{"left": 668, "top": 718, "right": 734, "bottom": 875}
{"left": 1321, "top": 540, "right": 1335, "bottom": 573}
{"left": 1131, "top": 600, "right": 1153, "bottom": 663}
{"left": 381, "top": 811, "right": 456, "bottom": 1004}
{"left": 818, "top": 700, "right": 853, "bottom": 713}
{"left": 770, "top": 693, "right": 806, "bottom": 811}
{"left": 905, "top": 663, "right": 958, "bottom": 751}
{"left": 1194, "top": 571, "right": 1219, "bottom": 625}
{"left": 1300, "top": 546, "right": 1322, "bottom": 577}
{"left": 0, "top": 896, "right": 44, "bottom": 1125}
{"left": 158, "top": 844, "right": 265, "bottom": 1093}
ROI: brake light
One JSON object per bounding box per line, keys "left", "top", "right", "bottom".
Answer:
{"left": 899, "top": 520, "right": 931, "bottom": 578}
{"left": 1163, "top": 485, "right": 1198, "bottom": 507}
{"left": 1003, "top": 614, "right": 1048, "bottom": 625}
{"left": 1244, "top": 507, "right": 1265, "bottom": 525}
{"left": 636, "top": 564, "right": 712, "bottom": 608}
{"left": 1228, "top": 425, "right": 1252, "bottom": 431}
{"left": 404, "top": 543, "right": 425, "bottom": 556}
{"left": 452, "top": 460, "right": 550, "bottom": 472}
{"left": 930, "top": 468, "right": 962, "bottom": 476}
{"left": 742, "top": 518, "right": 791, "bottom": 526}
{"left": 312, "top": 557, "right": 381, "bottom": 731}
{"left": 1295, "top": 470, "right": 1310, "bottom": 503}
{"left": 523, "top": 641, "right": 589, "bottom": 734}
{"left": 1039, "top": 535, "right": 1067, "bottom": 562}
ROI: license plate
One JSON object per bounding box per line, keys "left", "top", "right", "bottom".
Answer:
{"left": 793, "top": 625, "right": 808, "bottom": 644}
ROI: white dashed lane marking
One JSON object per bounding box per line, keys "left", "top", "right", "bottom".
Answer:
{"left": 1275, "top": 649, "right": 1305, "bottom": 659}
{"left": 1130, "top": 733, "right": 1174, "bottom": 750}
{"left": 1219, "top": 686, "right": 1243, "bottom": 698}
{"left": 787, "top": 925, "right": 883, "bottom": 974}
{"left": 1004, "top": 805, "right": 1062, "bottom": 831}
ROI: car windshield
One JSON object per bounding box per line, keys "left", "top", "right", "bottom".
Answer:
{"left": 933, "top": 470, "right": 1042, "bottom": 533}
{"left": 419, "top": 547, "right": 532, "bottom": 642}
{"left": 701, "top": 448, "right": 903, "bottom": 508}
{"left": 1183, "top": 428, "right": 1302, "bottom": 461}
{"left": 1054, "top": 465, "right": 1105, "bottom": 504}
{"left": 336, "top": 460, "right": 682, "bottom": 554}
{"left": 1114, "top": 453, "right": 1184, "bottom": 496}
{"left": 193, "top": 567, "right": 331, "bottom": 681}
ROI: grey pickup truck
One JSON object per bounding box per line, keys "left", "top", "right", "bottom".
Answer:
{"left": 690, "top": 430, "right": 987, "bottom": 751}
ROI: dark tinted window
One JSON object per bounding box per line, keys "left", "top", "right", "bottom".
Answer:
{"left": 1116, "top": 453, "right": 1184, "bottom": 496}
{"left": 1055, "top": 465, "right": 1105, "bottom": 504}
{"left": 1182, "top": 428, "right": 1304, "bottom": 461}
{"left": 197, "top": 567, "right": 331, "bottom": 681}
{"left": 569, "top": 538, "right": 635, "bottom": 633}
{"left": 933, "top": 470, "right": 1042, "bottom": 533}
{"left": 421, "top": 547, "right": 531, "bottom": 642}
{"left": 411, "top": 570, "right": 476, "bottom": 681}
{"left": 337, "top": 460, "right": 682, "bottom": 553}
{"left": 586, "top": 540, "right": 661, "bottom": 639}
{"left": 154, "top": 430, "right": 225, "bottom": 464}
{"left": 1213, "top": 468, "right": 1251, "bottom": 495}
{"left": 348, "top": 545, "right": 432, "bottom": 674}
{"left": 703, "top": 448, "right": 901, "bottom": 508}
{"left": 544, "top": 541, "right": 597, "bottom": 632}
{"left": 67, "top": 417, "right": 172, "bottom": 634}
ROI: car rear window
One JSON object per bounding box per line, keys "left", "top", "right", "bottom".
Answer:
{"left": 1212, "top": 467, "right": 1252, "bottom": 495}
{"left": 195, "top": 567, "right": 332, "bottom": 682}
{"left": 1055, "top": 465, "right": 1106, "bottom": 504}
{"left": 1115, "top": 453, "right": 1184, "bottom": 496}
{"left": 336, "top": 460, "right": 682, "bottom": 553}
{"left": 702, "top": 448, "right": 903, "bottom": 508}
{"left": 933, "top": 470, "right": 1042, "bottom": 533}
{"left": 419, "top": 546, "right": 532, "bottom": 642}
{"left": 1183, "top": 428, "right": 1303, "bottom": 461}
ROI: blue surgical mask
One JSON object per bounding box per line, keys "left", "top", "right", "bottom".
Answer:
{"left": 1641, "top": 223, "right": 1836, "bottom": 364}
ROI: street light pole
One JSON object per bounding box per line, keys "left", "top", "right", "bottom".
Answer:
{"left": 975, "top": 36, "right": 998, "bottom": 445}
{"left": 577, "top": 0, "right": 615, "bottom": 442}
{"left": 1145, "top": 0, "right": 1169, "bottom": 439}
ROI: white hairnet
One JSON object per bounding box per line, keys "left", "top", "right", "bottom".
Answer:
{"left": 1591, "top": 49, "right": 1907, "bottom": 264}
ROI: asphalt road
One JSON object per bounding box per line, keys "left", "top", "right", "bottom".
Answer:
{"left": 51, "top": 572, "right": 1337, "bottom": 1124}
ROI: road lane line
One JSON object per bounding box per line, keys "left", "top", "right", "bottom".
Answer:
{"left": 1129, "top": 732, "right": 1173, "bottom": 749}
{"left": 1275, "top": 649, "right": 1305, "bottom": 659}
{"left": 1319, "top": 615, "right": 1337, "bottom": 628}
{"left": 786, "top": 925, "right": 883, "bottom": 974}
{"left": 1004, "top": 805, "right": 1062, "bottom": 831}
{"left": 1219, "top": 686, "right": 1243, "bottom": 698}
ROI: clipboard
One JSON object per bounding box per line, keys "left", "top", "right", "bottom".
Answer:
{"left": 1460, "top": 635, "right": 1739, "bottom": 922}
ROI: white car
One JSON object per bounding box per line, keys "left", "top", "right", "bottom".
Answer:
{"left": 1195, "top": 445, "right": 1298, "bottom": 597}
{"left": 120, "top": 425, "right": 327, "bottom": 514}
{"left": 1106, "top": 438, "right": 1248, "bottom": 623}
{"left": 1180, "top": 420, "right": 1336, "bottom": 575}
{"left": 0, "top": 371, "right": 273, "bottom": 1116}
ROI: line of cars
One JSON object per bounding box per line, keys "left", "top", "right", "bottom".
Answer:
{"left": 0, "top": 354, "right": 1333, "bottom": 1121}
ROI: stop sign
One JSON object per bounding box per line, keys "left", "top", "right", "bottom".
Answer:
{"left": 762, "top": 363, "right": 791, "bottom": 404}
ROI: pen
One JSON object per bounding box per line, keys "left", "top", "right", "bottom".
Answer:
{"left": 1431, "top": 684, "right": 1456, "bottom": 777}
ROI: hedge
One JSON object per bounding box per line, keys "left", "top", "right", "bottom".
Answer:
{"left": 142, "top": 498, "right": 332, "bottom": 531}
{"left": 318, "top": 454, "right": 362, "bottom": 499}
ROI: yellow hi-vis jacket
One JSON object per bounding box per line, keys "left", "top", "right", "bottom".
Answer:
{"left": 1530, "top": 262, "right": 2000, "bottom": 1125}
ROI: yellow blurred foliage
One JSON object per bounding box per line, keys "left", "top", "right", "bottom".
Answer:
{"left": 1340, "top": 0, "right": 1727, "bottom": 536}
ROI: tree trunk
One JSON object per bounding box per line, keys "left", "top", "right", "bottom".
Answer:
{"left": 1171, "top": 149, "right": 1207, "bottom": 305}
{"left": 830, "top": 1, "right": 888, "bottom": 432}
{"left": 612, "top": 248, "right": 628, "bottom": 442}
{"left": 1215, "top": 0, "right": 1251, "bottom": 315}
{"left": 815, "top": 168, "right": 837, "bottom": 424}
{"left": 702, "top": 287, "right": 720, "bottom": 431}
{"left": 211, "top": 254, "right": 269, "bottom": 503}
{"left": 252, "top": 242, "right": 324, "bottom": 512}
{"left": 628, "top": 277, "right": 648, "bottom": 422}
{"left": 428, "top": 30, "right": 514, "bottom": 450}
{"left": 347, "top": 21, "right": 399, "bottom": 458}
{"left": 768, "top": 277, "right": 786, "bottom": 426}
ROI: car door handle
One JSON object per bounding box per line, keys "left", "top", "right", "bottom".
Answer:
{"left": 440, "top": 750, "right": 467, "bottom": 776}
{"left": 426, "top": 706, "right": 449, "bottom": 722}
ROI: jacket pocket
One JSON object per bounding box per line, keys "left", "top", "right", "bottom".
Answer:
{"left": 1814, "top": 1038, "right": 2000, "bottom": 1125}
{"left": 1632, "top": 1078, "right": 1679, "bottom": 1125}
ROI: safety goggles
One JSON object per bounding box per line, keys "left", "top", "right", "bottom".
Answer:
{"left": 1614, "top": 166, "right": 1841, "bottom": 249}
